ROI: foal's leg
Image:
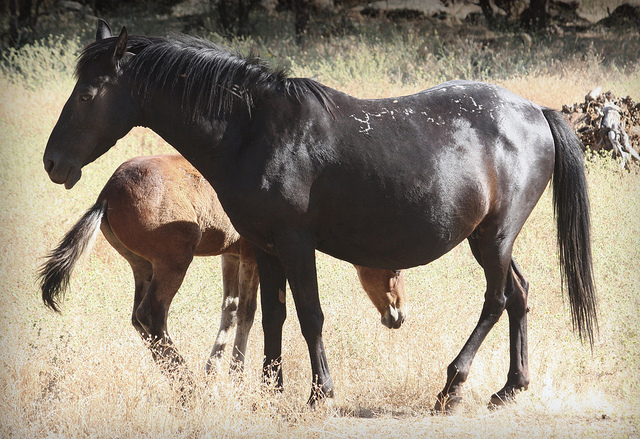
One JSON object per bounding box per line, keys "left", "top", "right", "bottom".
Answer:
{"left": 206, "top": 253, "right": 241, "bottom": 375}
{"left": 230, "top": 252, "right": 259, "bottom": 373}
{"left": 434, "top": 235, "right": 513, "bottom": 413}
{"left": 134, "top": 256, "right": 194, "bottom": 393}
{"left": 129, "top": 258, "right": 153, "bottom": 335}
{"left": 253, "top": 245, "right": 287, "bottom": 390}
{"left": 100, "top": 223, "right": 152, "bottom": 336}
{"left": 490, "top": 259, "right": 530, "bottom": 406}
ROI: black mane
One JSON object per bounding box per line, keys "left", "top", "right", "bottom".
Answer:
{"left": 77, "top": 34, "right": 334, "bottom": 121}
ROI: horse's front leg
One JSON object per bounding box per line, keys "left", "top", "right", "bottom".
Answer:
{"left": 253, "top": 245, "right": 287, "bottom": 390}
{"left": 273, "top": 232, "right": 333, "bottom": 406}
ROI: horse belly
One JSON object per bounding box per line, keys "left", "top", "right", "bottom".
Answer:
{"left": 311, "top": 155, "right": 488, "bottom": 269}
{"left": 315, "top": 202, "right": 479, "bottom": 270}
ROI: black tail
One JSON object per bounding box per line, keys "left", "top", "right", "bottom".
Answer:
{"left": 39, "top": 200, "right": 106, "bottom": 312}
{"left": 543, "top": 108, "right": 598, "bottom": 346}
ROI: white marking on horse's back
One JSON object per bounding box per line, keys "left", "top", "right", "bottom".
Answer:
{"left": 351, "top": 112, "right": 373, "bottom": 134}
{"left": 351, "top": 106, "right": 418, "bottom": 133}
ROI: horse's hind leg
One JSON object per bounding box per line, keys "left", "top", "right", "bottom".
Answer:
{"left": 490, "top": 258, "right": 530, "bottom": 407}
{"left": 434, "top": 235, "right": 514, "bottom": 413}
{"left": 206, "top": 253, "right": 241, "bottom": 375}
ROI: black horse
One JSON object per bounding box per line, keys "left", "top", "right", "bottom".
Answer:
{"left": 43, "top": 20, "right": 596, "bottom": 411}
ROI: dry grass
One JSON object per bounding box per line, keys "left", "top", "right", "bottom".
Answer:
{"left": 1, "top": 24, "right": 639, "bottom": 437}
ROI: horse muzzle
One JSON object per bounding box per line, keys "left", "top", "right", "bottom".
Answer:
{"left": 44, "top": 157, "right": 83, "bottom": 189}
{"left": 381, "top": 305, "right": 407, "bottom": 329}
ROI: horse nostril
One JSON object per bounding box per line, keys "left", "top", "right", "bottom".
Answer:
{"left": 44, "top": 158, "right": 54, "bottom": 174}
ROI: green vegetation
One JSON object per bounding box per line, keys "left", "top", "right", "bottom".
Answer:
{"left": 0, "top": 15, "right": 638, "bottom": 437}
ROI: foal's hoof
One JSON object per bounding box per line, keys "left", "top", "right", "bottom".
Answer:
{"left": 432, "top": 393, "right": 463, "bottom": 415}
{"left": 204, "top": 359, "right": 219, "bottom": 376}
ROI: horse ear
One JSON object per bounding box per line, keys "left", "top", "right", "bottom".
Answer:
{"left": 113, "top": 26, "right": 129, "bottom": 63}
{"left": 96, "top": 19, "right": 112, "bottom": 41}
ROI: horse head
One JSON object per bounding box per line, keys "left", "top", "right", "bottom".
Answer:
{"left": 43, "top": 20, "right": 139, "bottom": 189}
{"left": 355, "top": 267, "right": 408, "bottom": 329}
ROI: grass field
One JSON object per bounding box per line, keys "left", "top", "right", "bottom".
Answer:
{"left": 0, "top": 13, "right": 639, "bottom": 437}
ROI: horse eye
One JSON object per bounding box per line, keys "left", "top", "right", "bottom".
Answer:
{"left": 79, "top": 94, "right": 93, "bottom": 102}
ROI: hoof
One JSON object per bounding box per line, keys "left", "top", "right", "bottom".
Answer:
{"left": 307, "top": 381, "right": 334, "bottom": 409}
{"left": 174, "top": 376, "right": 196, "bottom": 407}
{"left": 433, "top": 393, "right": 463, "bottom": 415}
{"left": 488, "top": 393, "right": 513, "bottom": 410}
{"left": 488, "top": 385, "right": 524, "bottom": 409}
{"left": 204, "top": 358, "right": 219, "bottom": 376}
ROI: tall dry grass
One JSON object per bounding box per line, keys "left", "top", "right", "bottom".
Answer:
{"left": 0, "top": 20, "right": 639, "bottom": 437}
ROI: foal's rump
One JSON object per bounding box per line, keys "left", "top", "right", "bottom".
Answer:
{"left": 97, "top": 154, "right": 234, "bottom": 265}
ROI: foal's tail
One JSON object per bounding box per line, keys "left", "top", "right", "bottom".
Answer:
{"left": 543, "top": 108, "right": 598, "bottom": 346}
{"left": 39, "top": 200, "right": 107, "bottom": 312}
